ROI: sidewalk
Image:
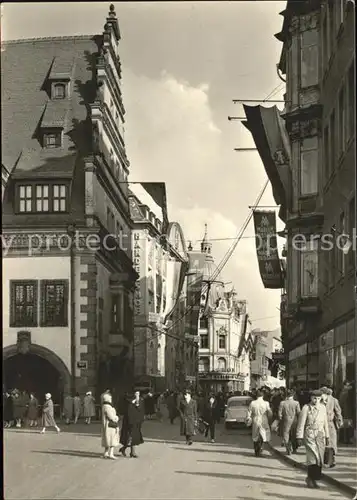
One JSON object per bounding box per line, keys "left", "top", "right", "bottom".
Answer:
{"left": 267, "top": 433, "right": 357, "bottom": 497}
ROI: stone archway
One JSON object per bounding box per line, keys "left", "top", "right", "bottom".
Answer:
{"left": 3, "top": 344, "right": 71, "bottom": 400}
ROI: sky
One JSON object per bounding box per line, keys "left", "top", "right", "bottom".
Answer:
{"left": 2, "top": 1, "right": 287, "bottom": 332}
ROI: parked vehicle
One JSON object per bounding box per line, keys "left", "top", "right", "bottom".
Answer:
{"left": 224, "top": 396, "right": 252, "bottom": 429}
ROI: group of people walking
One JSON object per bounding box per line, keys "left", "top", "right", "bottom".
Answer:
{"left": 246, "top": 385, "right": 347, "bottom": 489}
{"left": 63, "top": 391, "right": 96, "bottom": 424}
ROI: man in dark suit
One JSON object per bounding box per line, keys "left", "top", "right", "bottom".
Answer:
{"left": 202, "top": 394, "right": 219, "bottom": 442}
{"left": 178, "top": 389, "right": 197, "bottom": 445}
{"left": 119, "top": 390, "right": 145, "bottom": 458}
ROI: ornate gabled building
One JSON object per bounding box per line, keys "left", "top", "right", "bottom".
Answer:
{"left": 244, "top": 0, "right": 355, "bottom": 392}
{"left": 128, "top": 184, "right": 191, "bottom": 392}
{"left": 2, "top": 5, "right": 138, "bottom": 403}
{"left": 197, "top": 226, "right": 252, "bottom": 393}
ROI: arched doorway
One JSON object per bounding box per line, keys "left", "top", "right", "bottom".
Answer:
{"left": 3, "top": 344, "right": 71, "bottom": 406}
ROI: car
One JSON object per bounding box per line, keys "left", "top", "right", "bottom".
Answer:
{"left": 224, "top": 395, "right": 252, "bottom": 429}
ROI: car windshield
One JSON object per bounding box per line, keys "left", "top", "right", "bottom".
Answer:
{"left": 228, "top": 399, "right": 251, "bottom": 407}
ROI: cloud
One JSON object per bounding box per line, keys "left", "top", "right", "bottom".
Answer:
{"left": 124, "top": 70, "right": 281, "bottom": 331}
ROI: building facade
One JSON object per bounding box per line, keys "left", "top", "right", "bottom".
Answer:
{"left": 2, "top": 5, "right": 138, "bottom": 403}
{"left": 245, "top": 0, "right": 355, "bottom": 394}
{"left": 197, "top": 229, "right": 252, "bottom": 393}
{"left": 128, "top": 184, "right": 191, "bottom": 392}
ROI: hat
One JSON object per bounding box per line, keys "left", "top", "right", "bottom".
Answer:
{"left": 311, "top": 389, "right": 322, "bottom": 397}
{"left": 320, "top": 386, "right": 329, "bottom": 394}
{"left": 102, "top": 393, "right": 112, "bottom": 403}
{"left": 86, "top": 391, "right": 92, "bottom": 396}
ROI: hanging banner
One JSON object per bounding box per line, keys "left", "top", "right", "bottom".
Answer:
{"left": 253, "top": 210, "right": 283, "bottom": 289}
{"left": 163, "top": 260, "right": 188, "bottom": 322}
{"left": 185, "top": 252, "right": 206, "bottom": 339}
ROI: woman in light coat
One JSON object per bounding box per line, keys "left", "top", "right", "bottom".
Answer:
{"left": 101, "top": 393, "right": 120, "bottom": 459}
{"left": 296, "top": 389, "right": 329, "bottom": 489}
{"left": 73, "top": 392, "right": 82, "bottom": 424}
{"left": 246, "top": 389, "right": 272, "bottom": 457}
{"left": 83, "top": 391, "right": 96, "bottom": 424}
{"left": 28, "top": 393, "right": 39, "bottom": 427}
{"left": 41, "top": 393, "right": 60, "bottom": 434}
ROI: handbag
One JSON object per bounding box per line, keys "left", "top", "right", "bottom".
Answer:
{"left": 323, "top": 446, "right": 334, "bottom": 466}
{"left": 108, "top": 420, "right": 119, "bottom": 429}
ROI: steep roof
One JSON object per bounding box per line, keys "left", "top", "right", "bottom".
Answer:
{"left": 1, "top": 36, "right": 99, "bottom": 176}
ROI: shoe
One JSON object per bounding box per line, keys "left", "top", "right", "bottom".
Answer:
{"left": 56, "top": 428, "right": 61, "bottom": 433}
{"left": 103, "top": 452, "right": 109, "bottom": 459}
{"left": 211, "top": 439, "right": 215, "bottom": 443}
{"left": 305, "top": 477, "right": 314, "bottom": 489}
{"left": 119, "top": 447, "right": 126, "bottom": 457}
{"left": 108, "top": 455, "right": 117, "bottom": 460}
{"left": 188, "top": 441, "right": 193, "bottom": 446}
{"left": 130, "top": 453, "right": 138, "bottom": 458}
{"left": 40, "top": 430, "right": 45, "bottom": 434}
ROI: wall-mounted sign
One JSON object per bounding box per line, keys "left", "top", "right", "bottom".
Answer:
{"left": 133, "top": 232, "right": 142, "bottom": 316}
{"left": 77, "top": 361, "right": 88, "bottom": 369}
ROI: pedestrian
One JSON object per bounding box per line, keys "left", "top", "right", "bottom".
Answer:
{"left": 320, "top": 386, "right": 343, "bottom": 468}
{"left": 63, "top": 394, "right": 74, "bottom": 424}
{"left": 156, "top": 392, "right": 168, "bottom": 422}
{"left": 101, "top": 392, "right": 120, "bottom": 459}
{"left": 296, "top": 389, "right": 329, "bottom": 489}
{"left": 41, "top": 393, "right": 60, "bottom": 434}
{"left": 12, "top": 390, "right": 22, "bottom": 428}
{"left": 83, "top": 391, "right": 96, "bottom": 424}
{"left": 27, "top": 393, "right": 39, "bottom": 427}
{"left": 278, "top": 389, "right": 301, "bottom": 455}
{"left": 73, "top": 392, "right": 81, "bottom": 424}
{"left": 167, "top": 391, "right": 178, "bottom": 424}
{"left": 202, "top": 393, "right": 219, "bottom": 443}
{"left": 339, "top": 381, "right": 354, "bottom": 444}
{"left": 3, "top": 391, "right": 14, "bottom": 428}
{"left": 144, "top": 391, "right": 155, "bottom": 420}
{"left": 178, "top": 389, "right": 198, "bottom": 446}
{"left": 119, "top": 390, "right": 145, "bottom": 458}
{"left": 246, "top": 389, "right": 272, "bottom": 457}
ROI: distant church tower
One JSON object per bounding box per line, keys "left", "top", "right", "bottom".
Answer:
{"left": 200, "top": 223, "right": 213, "bottom": 261}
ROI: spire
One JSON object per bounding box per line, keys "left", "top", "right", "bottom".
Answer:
{"left": 200, "top": 223, "right": 212, "bottom": 256}
{"left": 105, "top": 4, "right": 121, "bottom": 41}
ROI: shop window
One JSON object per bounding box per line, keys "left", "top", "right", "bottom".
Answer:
{"left": 300, "top": 29, "right": 318, "bottom": 88}
{"left": 300, "top": 137, "right": 318, "bottom": 196}
{"left": 200, "top": 333, "right": 209, "bottom": 349}
{"left": 40, "top": 280, "right": 68, "bottom": 327}
{"left": 10, "top": 280, "right": 38, "bottom": 327}
{"left": 300, "top": 238, "right": 318, "bottom": 297}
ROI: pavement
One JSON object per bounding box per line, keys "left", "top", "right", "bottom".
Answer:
{"left": 4, "top": 419, "right": 354, "bottom": 500}
{"left": 267, "top": 433, "right": 357, "bottom": 497}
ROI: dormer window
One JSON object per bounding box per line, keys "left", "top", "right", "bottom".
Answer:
{"left": 43, "top": 129, "right": 62, "bottom": 149}
{"left": 53, "top": 83, "right": 66, "bottom": 99}
{"left": 16, "top": 182, "right": 68, "bottom": 213}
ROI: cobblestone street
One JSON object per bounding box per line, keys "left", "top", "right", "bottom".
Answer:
{"left": 4, "top": 420, "right": 350, "bottom": 499}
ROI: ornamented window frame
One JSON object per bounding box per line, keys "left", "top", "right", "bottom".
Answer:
{"left": 40, "top": 279, "right": 69, "bottom": 327}
{"left": 10, "top": 280, "right": 38, "bottom": 327}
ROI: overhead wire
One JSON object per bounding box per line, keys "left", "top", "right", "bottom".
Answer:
{"left": 133, "top": 82, "right": 285, "bottom": 350}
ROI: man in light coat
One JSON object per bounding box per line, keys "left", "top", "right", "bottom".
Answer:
{"left": 246, "top": 389, "right": 272, "bottom": 457}
{"left": 278, "top": 389, "right": 301, "bottom": 455}
{"left": 320, "top": 386, "right": 343, "bottom": 467}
